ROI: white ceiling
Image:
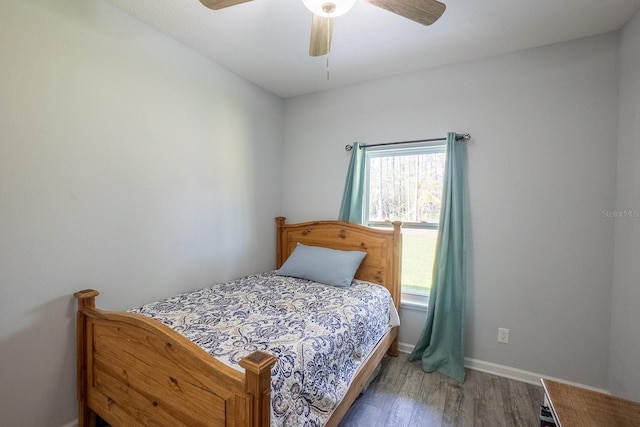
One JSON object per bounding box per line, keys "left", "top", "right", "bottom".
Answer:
{"left": 105, "top": 0, "right": 640, "bottom": 98}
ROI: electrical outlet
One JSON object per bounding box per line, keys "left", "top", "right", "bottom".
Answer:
{"left": 498, "top": 328, "right": 509, "bottom": 344}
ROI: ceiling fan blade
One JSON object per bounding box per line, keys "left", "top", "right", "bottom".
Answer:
{"left": 364, "top": 0, "right": 445, "bottom": 26}
{"left": 199, "top": 0, "right": 252, "bottom": 10}
{"left": 309, "top": 14, "right": 334, "bottom": 57}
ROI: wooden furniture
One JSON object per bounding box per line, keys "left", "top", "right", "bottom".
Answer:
{"left": 75, "top": 217, "right": 402, "bottom": 427}
{"left": 541, "top": 378, "right": 640, "bottom": 427}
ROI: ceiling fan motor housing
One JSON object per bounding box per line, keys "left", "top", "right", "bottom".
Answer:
{"left": 322, "top": 3, "right": 337, "bottom": 14}
{"left": 302, "top": 0, "right": 357, "bottom": 17}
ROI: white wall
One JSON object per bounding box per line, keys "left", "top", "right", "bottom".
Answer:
{"left": 283, "top": 33, "right": 620, "bottom": 390}
{"left": 610, "top": 8, "right": 640, "bottom": 401}
{"left": 0, "top": 1, "right": 283, "bottom": 425}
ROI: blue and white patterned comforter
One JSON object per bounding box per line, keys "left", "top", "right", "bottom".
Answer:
{"left": 131, "top": 271, "right": 399, "bottom": 426}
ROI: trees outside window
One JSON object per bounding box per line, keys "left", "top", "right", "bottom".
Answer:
{"left": 364, "top": 145, "right": 446, "bottom": 297}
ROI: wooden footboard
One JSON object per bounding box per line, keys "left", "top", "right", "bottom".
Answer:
{"left": 74, "top": 290, "right": 276, "bottom": 427}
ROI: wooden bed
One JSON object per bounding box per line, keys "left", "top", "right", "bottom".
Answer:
{"left": 74, "top": 217, "right": 402, "bottom": 427}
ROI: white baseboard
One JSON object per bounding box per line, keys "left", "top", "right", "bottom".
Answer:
{"left": 397, "top": 341, "right": 610, "bottom": 394}
{"left": 61, "top": 420, "right": 78, "bottom": 427}
{"left": 397, "top": 341, "right": 416, "bottom": 354}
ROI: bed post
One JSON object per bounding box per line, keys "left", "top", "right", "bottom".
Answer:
{"left": 74, "top": 289, "right": 99, "bottom": 427}
{"left": 239, "top": 351, "right": 277, "bottom": 427}
{"left": 389, "top": 221, "right": 402, "bottom": 357}
{"left": 275, "top": 216, "right": 286, "bottom": 268}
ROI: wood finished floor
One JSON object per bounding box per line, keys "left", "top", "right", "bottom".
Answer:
{"left": 339, "top": 353, "right": 545, "bottom": 427}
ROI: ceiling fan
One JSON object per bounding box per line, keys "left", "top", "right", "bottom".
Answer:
{"left": 199, "top": 0, "right": 446, "bottom": 57}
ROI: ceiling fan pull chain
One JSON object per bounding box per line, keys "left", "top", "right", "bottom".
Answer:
{"left": 326, "top": 54, "right": 330, "bottom": 80}
{"left": 326, "top": 12, "right": 331, "bottom": 80}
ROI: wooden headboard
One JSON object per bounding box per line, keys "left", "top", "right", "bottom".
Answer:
{"left": 275, "top": 217, "right": 402, "bottom": 310}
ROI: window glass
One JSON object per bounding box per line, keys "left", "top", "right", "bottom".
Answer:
{"left": 364, "top": 145, "right": 445, "bottom": 297}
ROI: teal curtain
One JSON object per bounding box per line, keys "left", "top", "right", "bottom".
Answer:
{"left": 409, "top": 132, "right": 468, "bottom": 383}
{"left": 338, "top": 142, "right": 365, "bottom": 223}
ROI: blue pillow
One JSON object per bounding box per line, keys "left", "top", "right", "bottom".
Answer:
{"left": 276, "top": 243, "right": 366, "bottom": 287}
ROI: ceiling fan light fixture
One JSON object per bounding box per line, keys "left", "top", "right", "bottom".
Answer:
{"left": 302, "top": 0, "right": 357, "bottom": 17}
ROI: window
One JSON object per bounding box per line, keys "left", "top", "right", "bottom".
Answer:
{"left": 363, "top": 144, "right": 446, "bottom": 303}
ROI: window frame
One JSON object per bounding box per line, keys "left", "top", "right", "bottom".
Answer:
{"left": 362, "top": 142, "right": 446, "bottom": 307}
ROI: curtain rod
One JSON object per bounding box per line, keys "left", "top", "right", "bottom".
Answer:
{"left": 345, "top": 133, "right": 471, "bottom": 151}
